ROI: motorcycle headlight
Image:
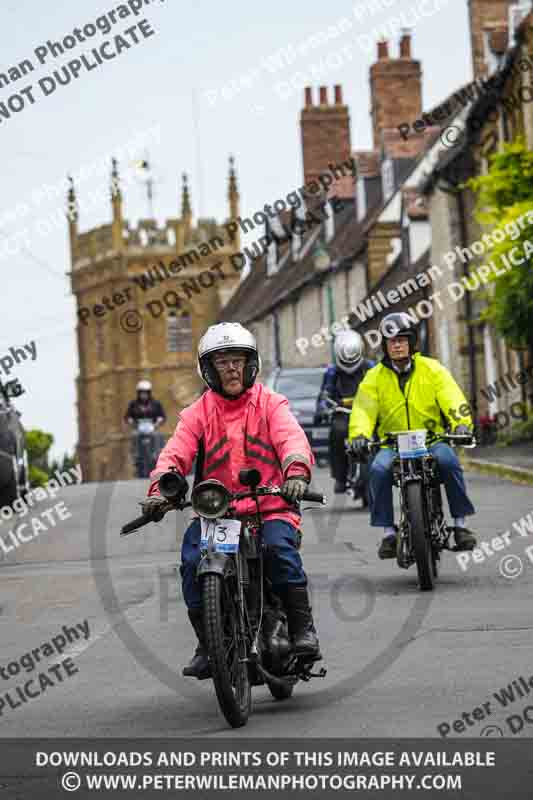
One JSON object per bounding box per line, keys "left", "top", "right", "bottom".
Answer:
{"left": 191, "top": 479, "right": 231, "bottom": 519}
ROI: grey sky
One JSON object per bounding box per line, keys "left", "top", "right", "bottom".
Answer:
{"left": 1, "top": 0, "right": 471, "bottom": 459}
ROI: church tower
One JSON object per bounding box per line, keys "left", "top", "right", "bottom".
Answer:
{"left": 69, "top": 157, "right": 242, "bottom": 480}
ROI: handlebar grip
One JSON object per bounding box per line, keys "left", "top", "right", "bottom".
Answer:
{"left": 120, "top": 514, "right": 150, "bottom": 536}
{"left": 302, "top": 490, "right": 326, "bottom": 504}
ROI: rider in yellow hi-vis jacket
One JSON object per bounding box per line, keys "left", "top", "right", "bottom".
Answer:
{"left": 348, "top": 312, "right": 477, "bottom": 560}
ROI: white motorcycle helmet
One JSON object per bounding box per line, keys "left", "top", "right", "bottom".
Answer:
{"left": 334, "top": 330, "right": 364, "bottom": 374}
{"left": 197, "top": 322, "right": 261, "bottom": 393}
{"left": 137, "top": 380, "right": 152, "bottom": 392}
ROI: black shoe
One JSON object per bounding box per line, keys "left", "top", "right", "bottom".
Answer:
{"left": 183, "top": 609, "right": 212, "bottom": 679}
{"left": 283, "top": 586, "right": 321, "bottom": 659}
{"left": 451, "top": 526, "right": 477, "bottom": 551}
{"left": 378, "top": 533, "right": 397, "bottom": 559}
{"left": 334, "top": 480, "right": 346, "bottom": 494}
{"left": 182, "top": 647, "right": 211, "bottom": 679}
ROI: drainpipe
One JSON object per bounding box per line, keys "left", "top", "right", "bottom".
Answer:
{"left": 501, "top": 109, "right": 527, "bottom": 405}
{"left": 456, "top": 191, "right": 478, "bottom": 421}
{"left": 273, "top": 310, "right": 281, "bottom": 368}
{"left": 326, "top": 278, "right": 336, "bottom": 362}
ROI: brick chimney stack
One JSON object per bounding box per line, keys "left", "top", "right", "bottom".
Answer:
{"left": 300, "top": 84, "right": 351, "bottom": 187}
{"left": 370, "top": 33, "right": 422, "bottom": 152}
{"left": 468, "top": 0, "right": 514, "bottom": 80}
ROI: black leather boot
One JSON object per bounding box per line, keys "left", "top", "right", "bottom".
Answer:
{"left": 182, "top": 609, "right": 211, "bottom": 679}
{"left": 283, "top": 586, "right": 321, "bottom": 660}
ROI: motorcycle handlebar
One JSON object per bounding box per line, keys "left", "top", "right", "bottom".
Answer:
{"left": 120, "top": 514, "right": 152, "bottom": 536}
{"left": 121, "top": 486, "right": 327, "bottom": 536}
{"left": 369, "top": 432, "right": 476, "bottom": 449}
{"left": 302, "top": 490, "right": 327, "bottom": 504}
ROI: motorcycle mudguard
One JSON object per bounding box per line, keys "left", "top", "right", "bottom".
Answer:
{"left": 196, "top": 551, "right": 233, "bottom": 579}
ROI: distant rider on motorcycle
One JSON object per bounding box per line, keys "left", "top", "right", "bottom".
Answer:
{"left": 317, "top": 331, "right": 374, "bottom": 494}
{"left": 348, "top": 313, "right": 477, "bottom": 559}
{"left": 141, "top": 323, "right": 321, "bottom": 679}
{"left": 125, "top": 381, "right": 166, "bottom": 478}
{"left": 124, "top": 380, "right": 166, "bottom": 430}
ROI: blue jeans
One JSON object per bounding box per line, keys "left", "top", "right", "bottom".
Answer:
{"left": 368, "top": 443, "right": 475, "bottom": 528}
{"left": 181, "top": 518, "right": 307, "bottom": 609}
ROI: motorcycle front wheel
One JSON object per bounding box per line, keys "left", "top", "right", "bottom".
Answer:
{"left": 203, "top": 574, "right": 251, "bottom": 728}
{"left": 406, "top": 482, "right": 434, "bottom": 591}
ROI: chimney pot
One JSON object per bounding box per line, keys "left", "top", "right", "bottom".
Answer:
{"left": 319, "top": 86, "right": 328, "bottom": 105}
{"left": 400, "top": 30, "right": 412, "bottom": 58}
{"left": 334, "top": 84, "right": 343, "bottom": 104}
{"left": 377, "top": 40, "right": 389, "bottom": 59}
{"left": 304, "top": 86, "right": 313, "bottom": 107}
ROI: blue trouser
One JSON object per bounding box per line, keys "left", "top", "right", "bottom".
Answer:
{"left": 369, "top": 443, "right": 475, "bottom": 527}
{"left": 181, "top": 518, "right": 307, "bottom": 609}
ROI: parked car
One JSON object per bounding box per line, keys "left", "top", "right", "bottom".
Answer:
{"left": 0, "top": 379, "right": 29, "bottom": 507}
{"left": 263, "top": 367, "right": 330, "bottom": 466}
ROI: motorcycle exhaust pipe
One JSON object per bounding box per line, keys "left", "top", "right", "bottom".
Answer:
{"left": 254, "top": 661, "right": 297, "bottom": 689}
{"left": 158, "top": 470, "right": 187, "bottom": 501}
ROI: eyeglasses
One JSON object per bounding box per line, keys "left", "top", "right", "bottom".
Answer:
{"left": 212, "top": 356, "right": 246, "bottom": 371}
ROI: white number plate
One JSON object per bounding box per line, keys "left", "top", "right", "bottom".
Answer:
{"left": 397, "top": 430, "right": 429, "bottom": 459}
{"left": 200, "top": 518, "right": 241, "bottom": 553}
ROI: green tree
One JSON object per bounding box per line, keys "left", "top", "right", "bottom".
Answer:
{"left": 26, "top": 429, "right": 54, "bottom": 486}
{"left": 468, "top": 137, "right": 533, "bottom": 358}
{"left": 50, "top": 451, "right": 79, "bottom": 476}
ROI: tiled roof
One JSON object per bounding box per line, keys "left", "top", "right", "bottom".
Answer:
{"left": 220, "top": 201, "right": 363, "bottom": 325}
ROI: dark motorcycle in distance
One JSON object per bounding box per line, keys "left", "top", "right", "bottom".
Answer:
{"left": 361, "top": 429, "right": 476, "bottom": 591}
{"left": 323, "top": 397, "right": 370, "bottom": 508}
{"left": 121, "top": 469, "right": 327, "bottom": 728}
{"left": 133, "top": 418, "right": 162, "bottom": 479}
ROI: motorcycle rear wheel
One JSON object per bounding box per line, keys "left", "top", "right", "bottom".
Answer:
{"left": 406, "top": 482, "right": 434, "bottom": 591}
{"left": 203, "top": 574, "right": 251, "bottom": 728}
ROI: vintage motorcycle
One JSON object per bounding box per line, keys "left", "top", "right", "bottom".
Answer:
{"left": 323, "top": 397, "right": 370, "bottom": 507}
{"left": 121, "top": 468, "right": 327, "bottom": 728}
{"left": 363, "top": 429, "right": 476, "bottom": 591}
{"left": 133, "top": 418, "right": 159, "bottom": 479}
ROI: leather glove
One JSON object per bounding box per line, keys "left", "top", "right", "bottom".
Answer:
{"left": 454, "top": 424, "right": 472, "bottom": 436}
{"left": 140, "top": 496, "right": 168, "bottom": 522}
{"left": 280, "top": 477, "right": 308, "bottom": 504}
{"left": 350, "top": 435, "right": 370, "bottom": 461}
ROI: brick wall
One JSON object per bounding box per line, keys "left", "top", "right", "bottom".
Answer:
{"left": 369, "top": 35, "right": 422, "bottom": 151}
{"left": 468, "top": 0, "right": 515, "bottom": 80}
{"left": 300, "top": 85, "right": 352, "bottom": 187}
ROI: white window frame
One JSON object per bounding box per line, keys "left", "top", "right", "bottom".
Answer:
{"left": 266, "top": 240, "right": 277, "bottom": 276}
{"left": 324, "top": 200, "right": 335, "bottom": 242}
{"left": 356, "top": 177, "right": 367, "bottom": 222}
{"left": 382, "top": 158, "right": 394, "bottom": 202}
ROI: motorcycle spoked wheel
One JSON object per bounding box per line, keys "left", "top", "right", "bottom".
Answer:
{"left": 406, "top": 482, "right": 434, "bottom": 591}
{"left": 203, "top": 574, "right": 251, "bottom": 728}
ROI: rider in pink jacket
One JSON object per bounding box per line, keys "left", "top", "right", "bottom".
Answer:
{"left": 142, "top": 322, "right": 322, "bottom": 679}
